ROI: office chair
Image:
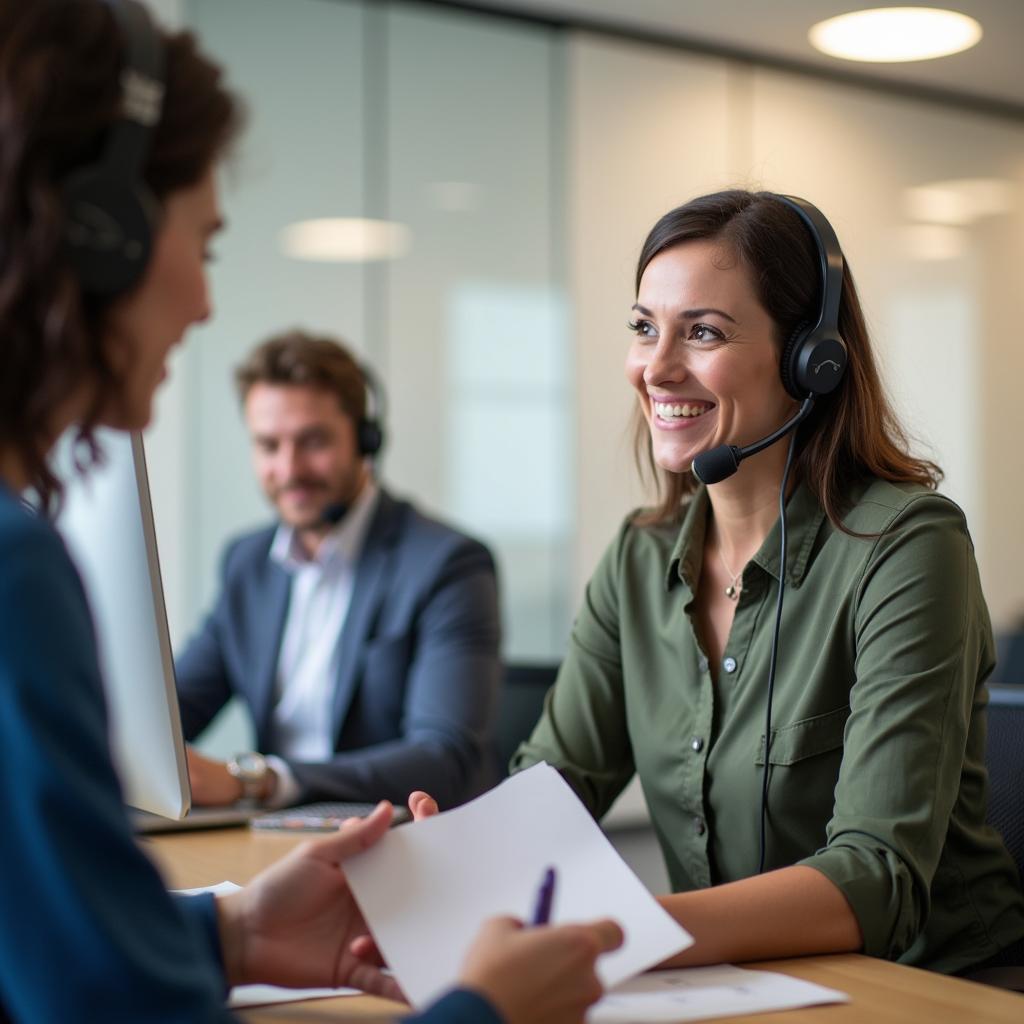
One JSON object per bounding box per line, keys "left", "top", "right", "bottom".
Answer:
{"left": 994, "top": 631, "right": 1024, "bottom": 686}
{"left": 971, "top": 683, "right": 1024, "bottom": 991}
{"left": 494, "top": 663, "right": 559, "bottom": 777}
{"left": 986, "top": 684, "right": 1024, "bottom": 884}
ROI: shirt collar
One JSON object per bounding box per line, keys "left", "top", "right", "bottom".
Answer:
{"left": 751, "top": 482, "right": 826, "bottom": 585}
{"left": 270, "top": 479, "right": 381, "bottom": 572}
{"left": 664, "top": 480, "right": 826, "bottom": 592}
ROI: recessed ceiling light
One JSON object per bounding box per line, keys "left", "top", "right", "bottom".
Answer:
{"left": 280, "top": 218, "right": 411, "bottom": 262}
{"left": 809, "top": 7, "right": 982, "bottom": 63}
{"left": 904, "top": 178, "right": 1013, "bottom": 226}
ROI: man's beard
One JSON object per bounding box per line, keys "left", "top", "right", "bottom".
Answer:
{"left": 272, "top": 472, "right": 359, "bottom": 529}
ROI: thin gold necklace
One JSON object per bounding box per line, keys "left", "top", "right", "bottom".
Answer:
{"left": 717, "top": 546, "right": 743, "bottom": 600}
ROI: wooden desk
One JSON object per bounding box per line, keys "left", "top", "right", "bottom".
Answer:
{"left": 144, "top": 828, "right": 1024, "bottom": 1023}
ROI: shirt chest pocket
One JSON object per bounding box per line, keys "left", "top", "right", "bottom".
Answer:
{"left": 755, "top": 705, "right": 850, "bottom": 767}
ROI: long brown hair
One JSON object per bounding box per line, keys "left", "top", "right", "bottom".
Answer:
{"left": 631, "top": 189, "right": 941, "bottom": 529}
{"left": 0, "top": 1, "right": 242, "bottom": 513}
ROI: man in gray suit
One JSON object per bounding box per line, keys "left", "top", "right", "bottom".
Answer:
{"left": 176, "top": 330, "right": 501, "bottom": 810}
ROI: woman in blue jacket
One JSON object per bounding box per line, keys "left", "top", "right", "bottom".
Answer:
{"left": 0, "top": 3, "right": 621, "bottom": 1022}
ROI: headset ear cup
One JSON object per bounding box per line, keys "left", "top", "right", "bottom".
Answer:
{"left": 780, "top": 321, "right": 809, "bottom": 401}
{"left": 63, "top": 168, "right": 156, "bottom": 296}
{"left": 358, "top": 419, "right": 383, "bottom": 457}
{"left": 796, "top": 334, "right": 848, "bottom": 397}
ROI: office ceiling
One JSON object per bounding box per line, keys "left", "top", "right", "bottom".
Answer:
{"left": 463, "top": 1, "right": 1024, "bottom": 115}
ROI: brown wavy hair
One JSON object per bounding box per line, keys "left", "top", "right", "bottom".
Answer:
{"left": 0, "top": 0, "right": 242, "bottom": 513}
{"left": 631, "top": 189, "right": 941, "bottom": 530}
{"left": 234, "top": 329, "right": 369, "bottom": 425}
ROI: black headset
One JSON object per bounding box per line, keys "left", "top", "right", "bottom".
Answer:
{"left": 63, "top": 0, "right": 165, "bottom": 297}
{"left": 355, "top": 361, "right": 385, "bottom": 458}
{"left": 692, "top": 194, "right": 848, "bottom": 486}
{"left": 320, "top": 362, "right": 386, "bottom": 526}
{"left": 776, "top": 194, "right": 848, "bottom": 400}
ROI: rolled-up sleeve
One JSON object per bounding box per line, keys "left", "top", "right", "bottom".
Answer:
{"left": 798, "top": 495, "right": 988, "bottom": 958}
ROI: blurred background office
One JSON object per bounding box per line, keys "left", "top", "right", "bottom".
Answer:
{"left": 140, "top": 0, "right": 1024, "bottom": 884}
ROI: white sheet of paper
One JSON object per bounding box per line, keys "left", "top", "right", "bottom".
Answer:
{"left": 227, "top": 984, "right": 359, "bottom": 1009}
{"left": 344, "top": 762, "right": 693, "bottom": 1008}
{"left": 172, "top": 881, "right": 360, "bottom": 1008}
{"left": 589, "top": 964, "right": 849, "bottom": 1022}
{"left": 173, "top": 880, "right": 243, "bottom": 898}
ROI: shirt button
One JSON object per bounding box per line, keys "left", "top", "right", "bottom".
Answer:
{"left": 698, "top": 656, "right": 709, "bottom": 673}
{"left": 690, "top": 736, "right": 704, "bottom": 753}
{"left": 723, "top": 656, "right": 737, "bottom": 674}
{"left": 694, "top": 816, "right": 706, "bottom": 836}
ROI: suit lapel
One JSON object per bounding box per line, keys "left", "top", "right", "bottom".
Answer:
{"left": 253, "top": 555, "right": 292, "bottom": 747}
{"left": 330, "top": 491, "right": 403, "bottom": 737}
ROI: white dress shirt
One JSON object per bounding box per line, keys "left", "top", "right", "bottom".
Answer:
{"left": 263, "top": 481, "right": 380, "bottom": 807}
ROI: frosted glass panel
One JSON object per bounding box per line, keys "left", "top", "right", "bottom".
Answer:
{"left": 385, "top": 3, "right": 569, "bottom": 658}
{"left": 447, "top": 283, "right": 567, "bottom": 396}
{"left": 169, "top": 0, "right": 367, "bottom": 627}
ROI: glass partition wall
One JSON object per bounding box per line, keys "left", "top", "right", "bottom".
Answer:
{"left": 152, "top": 0, "right": 571, "bottom": 674}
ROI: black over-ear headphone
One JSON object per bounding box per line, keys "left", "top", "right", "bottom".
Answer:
{"left": 356, "top": 362, "right": 386, "bottom": 458}
{"left": 321, "top": 362, "right": 386, "bottom": 526}
{"left": 775, "top": 195, "right": 848, "bottom": 400}
{"left": 63, "top": 0, "right": 165, "bottom": 297}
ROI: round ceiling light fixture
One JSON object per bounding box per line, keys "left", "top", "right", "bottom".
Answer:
{"left": 809, "top": 7, "right": 982, "bottom": 63}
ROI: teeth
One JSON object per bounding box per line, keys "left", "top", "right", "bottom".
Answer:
{"left": 654, "top": 401, "right": 711, "bottom": 419}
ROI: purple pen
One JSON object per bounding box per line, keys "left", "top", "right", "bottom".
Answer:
{"left": 530, "top": 866, "right": 557, "bottom": 925}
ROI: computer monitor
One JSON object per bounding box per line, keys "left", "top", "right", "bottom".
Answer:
{"left": 57, "top": 429, "right": 190, "bottom": 819}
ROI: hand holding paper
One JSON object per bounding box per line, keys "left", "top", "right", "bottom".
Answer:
{"left": 345, "top": 763, "right": 693, "bottom": 1008}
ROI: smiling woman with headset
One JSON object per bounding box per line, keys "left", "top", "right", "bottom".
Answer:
{"left": 504, "top": 190, "right": 1024, "bottom": 978}
{"left": 0, "top": 2, "right": 623, "bottom": 1021}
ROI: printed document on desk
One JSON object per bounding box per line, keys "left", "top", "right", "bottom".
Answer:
{"left": 344, "top": 762, "right": 693, "bottom": 1008}
{"left": 590, "top": 964, "right": 850, "bottom": 1022}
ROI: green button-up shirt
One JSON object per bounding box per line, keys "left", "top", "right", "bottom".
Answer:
{"left": 513, "top": 478, "right": 1024, "bottom": 973}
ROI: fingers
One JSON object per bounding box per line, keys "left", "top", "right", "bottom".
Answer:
{"left": 309, "top": 800, "right": 393, "bottom": 862}
{"left": 475, "top": 915, "right": 524, "bottom": 941}
{"left": 407, "top": 791, "right": 439, "bottom": 820}
{"left": 348, "top": 933, "right": 386, "bottom": 967}
{"left": 342, "top": 960, "right": 406, "bottom": 1004}
{"left": 586, "top": 918, "right": 625, "bottom": 955}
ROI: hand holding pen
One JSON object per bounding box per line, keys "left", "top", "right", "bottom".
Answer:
{"left": 531, "top": 866, "right": 557, "bottom": 925}
{"left": 458, "top": 896, "right": 623, "bottom": 1024}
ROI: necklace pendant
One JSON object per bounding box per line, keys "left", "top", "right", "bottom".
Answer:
{"left": 725, "top": 584, "right": 738, "bottom": 600}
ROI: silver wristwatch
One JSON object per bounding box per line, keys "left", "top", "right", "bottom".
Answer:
{"left": 226, "top": 751, "right": 269, "bottom": 802}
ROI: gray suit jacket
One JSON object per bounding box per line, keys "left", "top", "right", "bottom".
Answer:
{"left": 175, "top": 490, "right": 501, "bottom": 808}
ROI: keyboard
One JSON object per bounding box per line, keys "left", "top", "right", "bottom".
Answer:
{"left": 251, "top": 801, "right": 411, "bottom": 832}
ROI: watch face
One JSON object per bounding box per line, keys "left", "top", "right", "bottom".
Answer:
{"left": 234, "top": 752, "right": 267, "bottom": 779}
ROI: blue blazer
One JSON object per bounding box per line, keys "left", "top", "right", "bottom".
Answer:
{"left": 176, "top": 489, "right": 501, "bottom": 808}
